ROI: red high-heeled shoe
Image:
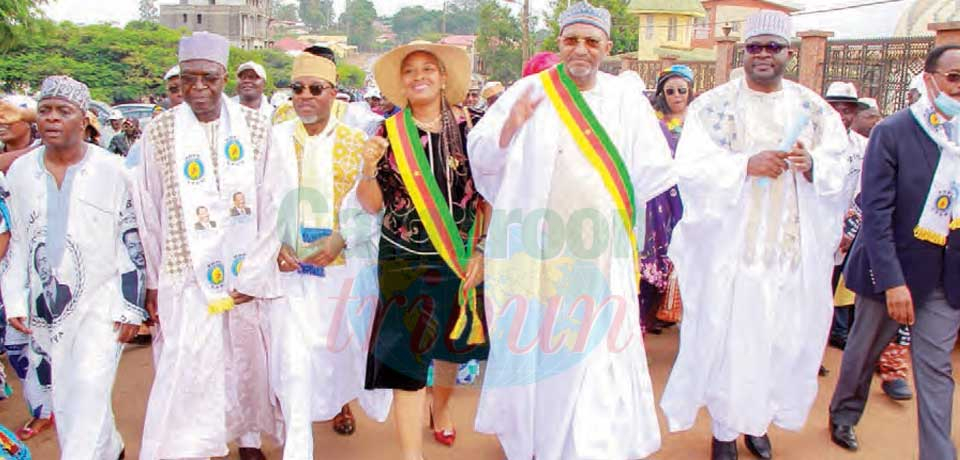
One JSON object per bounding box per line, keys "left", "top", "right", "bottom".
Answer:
{"left": 429, "top": 406, "right": 456, "bottom": 447}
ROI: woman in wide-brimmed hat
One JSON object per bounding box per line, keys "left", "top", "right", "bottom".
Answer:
{"left": 357, "top": 40, "right": 489, "bottom": 460}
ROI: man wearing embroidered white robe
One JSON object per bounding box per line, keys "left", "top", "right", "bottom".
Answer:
{"left": 136, "top": 32, "right": 281, "bottom": 460}
{"left": 659, "top": 10, "right": 851, "bottom": 460}
{"left": 2, "top": 75, "right": 147, "bottom": 459}
{"left": 466, "top": 2, "right": 675, "bottom": 459}
{"left": 266, "top": 51, "right": 391, "bottom": 458}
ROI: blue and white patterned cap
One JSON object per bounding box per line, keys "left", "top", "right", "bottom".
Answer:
{"left": 743, "top": 10, "right": 794, "bottom": 42}
{"left": 560, "top": 1, "right": 611, "bottom": 37}
{"left": 40, "top": 75, "right": 90, "bottom": 110}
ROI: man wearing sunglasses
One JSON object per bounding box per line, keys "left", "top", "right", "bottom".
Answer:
{"left": 262, "top": 50, "right": 391, "bottom": 458}
{"left": 661, "top": 10, "right": 851, "bottom": 460}
{"left": 136, "top": 32, "right": 282, "bottom": 460}
{"left": 833, "top": 44, "right": 960, "bottom": 460}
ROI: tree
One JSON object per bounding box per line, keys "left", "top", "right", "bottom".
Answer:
{"left": 340, "top": 0, "right": 378, "bottom": 52}
{"left": 392, "top": 6, "right": 441, "bottom": 43}
{"left": 476, "top": 0, "right": 523, "bottom": 83}
{"left": 272, "top": 1, "right": 299, "bottom": 22}
{"left": 1, "top": 0, "right": 47, "bottom": 52}
{"left": 139, "top": 0, "right": 159, "bottom": 23}
{"left": 543, "top": 0, "right": 638, "bottom": 55}
{"left": 337, "top": 63, "right": 366, "bottom": 88}
{"left": 300, "top": 0, "right": 334, "bottom": 32}
{"left": 445, "top": 0, "right": 480, "bottom": 35}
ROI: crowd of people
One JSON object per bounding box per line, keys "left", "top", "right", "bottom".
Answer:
{"left": 0, "top": 2, "right": 956, "bottom": 460}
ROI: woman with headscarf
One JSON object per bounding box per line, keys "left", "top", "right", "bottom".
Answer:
{"left": 357, "top": 41, "right": 489, "bottom": 460}
{"left": 640, "top": 65, "right": 694, "bottom": 333}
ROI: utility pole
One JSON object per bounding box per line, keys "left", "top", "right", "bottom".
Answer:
{"left": 442, "top": 0, "right": 447, "bottom": 35}
{"left": 521, "top": 0, "right": 530, "bottom": 63}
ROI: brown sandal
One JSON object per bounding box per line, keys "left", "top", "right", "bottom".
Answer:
{"left": 332, "top": 404, "right": 356, "bottom": 435}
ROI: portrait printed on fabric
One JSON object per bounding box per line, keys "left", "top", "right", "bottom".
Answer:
{"left": 33, "top": 242, "right": 73, "bottom": 325}
{"left": 228, "top": 191, "right": 252, "bottom": 222}
{"left": 194, "top": 205, "right": 218, "bottom": 231}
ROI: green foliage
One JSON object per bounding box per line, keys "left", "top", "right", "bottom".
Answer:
{"left": 0, "top": 0, "right": 47, "bottom": 52}
{"left": 225, "top": 48, "right": 294, "bottom": 95}
{"left": 273, "top": 1, "right": 299, "bottom": 22}
{"left": 392, "top": 6, "right": 441, "bottom": 43}
{"left": 340, "top": 0, "right": 378, "bottom": 51}
{"left": 476, "top": 0, "right": 523, "bottom": 83}
{"left": 0, "top": 20, "right": 294, "bottom": 104}
{"left": 300, "top": 0, "right": 334, "bottom": 32}
{"left": 445, "top": 0, "right": 480, "bottom": 35}
{"left": 543, "top": 0, "right": 638, "bottom": 55}
{"left": 337, "top": 63, "right": 366, "bottom": 88}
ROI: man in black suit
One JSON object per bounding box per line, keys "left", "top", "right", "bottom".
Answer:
{"left": 121, "top": 229, "right": 145, "bottom": 307}
{"left": 829, "top": 45, "right": 960, "bottom": 460}
{"left": 229, "top": 191, "right": 251, "bottom": 217}
{"left": 33, "top": 243, "right": 72, "bottom": 324}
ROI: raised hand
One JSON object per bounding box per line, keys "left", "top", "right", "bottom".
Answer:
{"left": 499, "top": 87, "right": 544, "bottom": 149}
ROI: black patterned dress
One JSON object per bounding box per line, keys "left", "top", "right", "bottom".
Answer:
{"left": 365, "top": 115, "right": 489, "bottom": 391}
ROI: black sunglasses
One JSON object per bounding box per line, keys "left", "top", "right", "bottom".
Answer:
{"left": 745, "top": 42, "right": 788, "bottom": 55}
{"left": 933, "top": 71, "right": 960, "bottom": 83}
{"left": 291, "top": 82, "right": 332, "bottom": 96}
{"left": 665, "top": 88, "right": 688, "bottom": 96}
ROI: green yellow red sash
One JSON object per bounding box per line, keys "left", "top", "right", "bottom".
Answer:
{"left": 385, "top": 109, "right": 486, "bottom": 345}
{"left": 540, "top": 64, "right": 640, "bottom": 283}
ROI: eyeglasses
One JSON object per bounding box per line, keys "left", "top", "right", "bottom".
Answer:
{"left": 291, "top": 82, "right": 333, "bottom": 96}
{"left": 180, "top": 72, "right": 224, "bottom": 86}
{"left": 665, "top": 88, "right": 688, "bottom": 96}
{"left": 933, "top": 71, "right": 960, "bottom": 83}
{"left": 744, "top": 42, "right": 788, "bottom": 55}
{"left": 560, "top": 35, "right": 604, "bottom": 50}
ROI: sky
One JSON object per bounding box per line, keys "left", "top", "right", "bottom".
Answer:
{"left": 42, "top": 0, "right": 916, "bottom": 38}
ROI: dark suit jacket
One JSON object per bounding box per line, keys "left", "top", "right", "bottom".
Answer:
{"left": 35, "top": 282, "right": 73, "bottom": 324}
{"left": 121, "top": 270, "right": 142, "bottom": 307}
{"left": 230, "top": 206, "right": 251, "bottom": 217}
{"left": 844, "top": 108, "right": 960, "bottom": 308}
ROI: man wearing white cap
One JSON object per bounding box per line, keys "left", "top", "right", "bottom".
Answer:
{"left": 660, "top": 10, "right": 850, "bottom": 459}
{"left": 481, "top": 81, "right": 505, "bottom": 108}
{"left": 823, "top": 81, "right": 869, "bottom": 354}
{"left": 468, "top": 1, "right": 674, "bottom": 458}
{"left": 164, "top": 65, "right": 184, "bottom": 109}
{"left": 3, "top": 75, "right": 147, "bottom": 459}
{"left": 136, "top": 32, "right": 281, "bottom": 460}
{"left": 232, "top": 61, "right": 274, "bottom": 120}
{"left": 363, "top": 87, "right": 383, "bottom": 115}
{"left": 100, "top": 109, "right": 123, "bottom": 149}
{"left": 264, "top": 50, "right": 391, "bottom": 459}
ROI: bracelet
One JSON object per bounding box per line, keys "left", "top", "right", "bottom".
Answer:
{"left": 360, "top": 170, "right": 378, "bottom": 180}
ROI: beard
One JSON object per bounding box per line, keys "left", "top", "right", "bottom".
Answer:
{"left": 298, "top": 114, "right": 319, "bottom": 124}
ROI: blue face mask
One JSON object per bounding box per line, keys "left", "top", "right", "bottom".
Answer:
{"left": 932, "top": 76, "right": 960, "bottom": 118}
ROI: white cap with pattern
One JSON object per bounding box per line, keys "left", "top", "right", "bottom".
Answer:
{"left": 743, "top": 10, "right": 794, "bottom": 42}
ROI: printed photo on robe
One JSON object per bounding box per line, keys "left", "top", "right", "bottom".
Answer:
{"left": 228, "top": 191, "right": 253, "bottom": 224}
{"left": 33, "top": 243, "right": 73, "bottom": 325}
{"left": 121, "top": 227, "right": 146, "bottom": 308}
{"left": 193, "top": 205, "right": 218, "bottom": 231}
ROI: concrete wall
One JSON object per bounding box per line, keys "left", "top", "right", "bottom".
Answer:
{"left": 636, "top": 13, "right": 696, "bottom": 60}
{"left": 160, "top": 1, "right": 272, "bottom": 49}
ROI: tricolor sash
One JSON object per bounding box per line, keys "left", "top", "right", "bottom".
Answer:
{"left": 540, "top": 64, "right": 640, "bottom": 281}
{"left": 384, "top": 109, "right": 486, "bottom": 345}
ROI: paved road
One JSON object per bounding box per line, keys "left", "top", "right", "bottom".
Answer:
{"left": 1, "top": 327, "right": 952, "bottom": 459}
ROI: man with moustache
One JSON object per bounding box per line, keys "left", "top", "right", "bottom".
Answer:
{"left": 2, "top": 75, "right": 147, "bottom": 459}
{"left": 660, "top": 10, "right": 850, "bottom": 459}
{"left": 135, "top": 32, "right": 281, "bottom": 460}
{"left": 263, "top": 51, "right": 391, "bottom": 458}
{"left": 467, "top": 2, "right": 675, "bottom": 458}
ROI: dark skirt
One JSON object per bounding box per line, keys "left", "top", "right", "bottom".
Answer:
{"left": 365, "top": 244, "right": 489, "bottom": 391}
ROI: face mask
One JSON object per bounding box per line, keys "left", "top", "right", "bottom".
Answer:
{"left": 931, "top": 76, "right": 960, "bottom": 118}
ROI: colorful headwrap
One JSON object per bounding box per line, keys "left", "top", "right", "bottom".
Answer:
{"left": 559, "top": 1, "right": 611, "bottom": 37}
{"left": 656, "top": 64, "right": 695, "bottom": 95}
{"left": 40, "top": 75, "right": 90, "bottom": 110}
{"left": 522, "top": 52, "right": 561, "bottom": 78}
{"left": 178, "top": 32, "right": 230, "bottom": 68}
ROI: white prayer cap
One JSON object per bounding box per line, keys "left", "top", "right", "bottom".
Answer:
{"left": 336, "top": 92, "right": 350, "bottom": 102}
{"left": 824, "top": 82, "right": 859, "bottom": 102}
{"left": 178, "top": 32, "right": 230, "bottom": 69}
{"left": 364, "top": 87, "right": 381, "bottom": 99}
{"left": 743, "top": 10, "right": 794, "bottom": 42}
{"left": 859, "top": 97, "right": 879, "bottom": 111}
{"left": 164, "top": 65, "right": 180, "bottom": 81}
{"left": 236, "top": 61, "right": 267, "bottom": 80}
{"left": 40, "top": 75, "right": 90, "bottom": 110}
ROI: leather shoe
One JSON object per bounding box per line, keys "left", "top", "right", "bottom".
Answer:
{"left": 712, "top": 437, "right": 738, "bottom": 460}
{"left": 830, "top": 422, "right": 859, "bottom": 451}
{"left": 239, "top": 447, "right": 267, "bottom": 460}
{"left": 744, "top": 434, "right": 772, "bottom": 459}
{"left": 882, "top": 378, "right": 913, "bottom": 401}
